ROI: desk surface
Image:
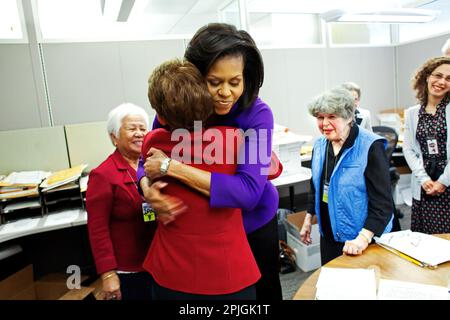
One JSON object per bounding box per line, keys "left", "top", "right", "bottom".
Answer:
{"left": 0, "top": 209, "right": 87, "bottom": 244}
{"left": 272, "top": 167, "right": 311, "bottom": 187}
{"left": 293, "top": 234, "right": 450, "bottom": 300}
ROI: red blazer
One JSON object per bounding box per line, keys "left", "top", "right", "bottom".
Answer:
{"left": 142, "top": 127, "right": 260, "bottom": 295}
{"left": 86, "top": 149, "right": 156, "bottom": 274}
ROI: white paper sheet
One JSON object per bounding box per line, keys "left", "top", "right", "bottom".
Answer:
{"left": 315, "top": 267, "right": 377, "bottom": 300}
{"left": 378, "top": 279, "right": 449, "bottom": 300}
{"left": 375, "top": 230, "right": 450, "bottom": 267}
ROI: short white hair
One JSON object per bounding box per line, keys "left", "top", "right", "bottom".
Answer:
{"left": 442, "top": 38, "right": 450, "bottom": 56}
{"left": 106, "top": 103, "right": 150, "bottom": 141}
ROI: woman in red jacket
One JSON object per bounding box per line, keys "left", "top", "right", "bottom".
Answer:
{"left": 141, "top": 59, "right": 260, "bottom": 299}
{"left": 86, "top": 103, "right": 156, "bottom": 300}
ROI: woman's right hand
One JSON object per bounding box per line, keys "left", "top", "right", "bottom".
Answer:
{"left": 300, "top": 213, "right": 313, "bottom": 245}
{"left": 140, "top": 177, "right": 187, "bottom": 224}
{"left": 101, "top": 272, "right": 121, "bottom": 300}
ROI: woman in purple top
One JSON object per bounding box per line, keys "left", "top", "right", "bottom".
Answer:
{"left": 138, "top": 23, "right": 282, "bottom": 300}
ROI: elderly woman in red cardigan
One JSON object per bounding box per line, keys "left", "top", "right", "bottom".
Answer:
{"left": 86, "top": 103, "right": 156, "bottom": 300}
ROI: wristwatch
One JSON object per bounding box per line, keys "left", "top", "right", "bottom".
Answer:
{"left": 160, "top": 158, "right": 172, "bottom": 176}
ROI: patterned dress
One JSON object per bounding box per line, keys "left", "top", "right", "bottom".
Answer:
{"left": 411, "top": 97, "right": 450, "bottom": 234}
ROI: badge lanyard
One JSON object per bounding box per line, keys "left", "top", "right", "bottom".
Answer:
{"left": 126, "top": 169, "right": 156, "bottom": 222}
{"left": 425, "top": 112, "right": 439, "bottom": 156}
{"left": 322, "top": 141, "right": 335, "bottom": 204}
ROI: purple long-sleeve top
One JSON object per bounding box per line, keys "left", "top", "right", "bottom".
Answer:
{"left": 137, "top": 97, "right": 279, "bottom": 234}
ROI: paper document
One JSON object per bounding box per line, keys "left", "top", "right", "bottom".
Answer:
{"left": 79, "top": 176, "right": 89, "bottom": 193}
{"left": 315, "top": 267, "right": 377, "bottom": 300}
{"left": 0, "top": 186, "right": 39, "bottom": 199}
{"left": 375, "top": 230, "right": 450, "bottom": 267}
{"left": 0, "top": 171, "right": 50, "bottom": 187}
{"left": 378, "top": 279, "right": 449, "bottom": 300}
{"left": 40, "top": 164, "right": 87, "bottom": 191}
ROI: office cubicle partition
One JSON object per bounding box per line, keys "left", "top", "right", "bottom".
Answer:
{"left": 64, "top": 121, "right": 115, "bottom": 172}
{"left": 0, "top": 126, "right": 69, "bottom": 175}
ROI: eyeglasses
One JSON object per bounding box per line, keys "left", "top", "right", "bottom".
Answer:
{"left": 430, "top": 73, "right": 450, "bottom": 83}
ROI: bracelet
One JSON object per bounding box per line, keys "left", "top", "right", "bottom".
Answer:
{"left": 101, "top": 272, "right": 117, "bottom": 281}
{"left": 358, "top": 231, "right": 372, "bottom": 244}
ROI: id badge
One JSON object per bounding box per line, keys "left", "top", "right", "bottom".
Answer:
{"left": 426, "top": 137, "right": 439, "bottom": 155}
{"left": 142, "top": 202, "right": 156, "bottom": 222}
{"left": 322, "top": 183, "right": 329, "bottom": 204}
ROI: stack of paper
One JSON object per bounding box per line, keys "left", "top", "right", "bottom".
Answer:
{"left": 375, "top": 230, "right": 450, "bottom": 268}
{"left": 315, "top": 267, "right": 377, "bottom": 300}
{"left": 0, "top": 186, "right": 39, "bottom": 199}
{"left": 273, "top": 123, "right": 312, "bottom": 178}
{"left": 40, "top": 164, "right": 88, "bottom": 192}
{"left": 0, "top": 171, "right": 50, "bottom": 200}
{"left": 0, "top": 171, "right": 50, "bottom": 187}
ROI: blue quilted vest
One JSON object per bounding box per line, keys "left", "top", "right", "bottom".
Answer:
{"left": 311, "top": 127, "right": 393, "bottom": 242}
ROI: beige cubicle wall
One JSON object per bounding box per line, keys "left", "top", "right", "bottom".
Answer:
{"left": 0, "top": 126, "right": 70, "bottom": 175}
{"left": 64, "top": 121, "right": 115, "bottom": 172}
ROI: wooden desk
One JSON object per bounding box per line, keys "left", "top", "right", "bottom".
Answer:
{"left": 293, "top": 234, "right": 450, "bottom": 300}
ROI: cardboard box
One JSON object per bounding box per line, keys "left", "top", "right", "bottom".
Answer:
{"left": 0, "top": 265, "right": 94, "bottom": 300}
{"left": 285, "top": 211, "right": 321, "bottom": 272}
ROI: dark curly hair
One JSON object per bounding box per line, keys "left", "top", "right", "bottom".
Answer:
{"left": 184, "top": 23, "right": 264, "bottom": 110}
{"left": 148, "top": 59, "right": 214, "bottom": 131}
{"left": 412, "top": 56, "right": 450, "bottom": 105}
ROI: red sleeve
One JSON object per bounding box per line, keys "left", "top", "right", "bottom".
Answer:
{"left": 86, "top": 169, "right": 118, "bottom": 274}
{"left": 141, "top": 131, "right": 155, "bottom": 162}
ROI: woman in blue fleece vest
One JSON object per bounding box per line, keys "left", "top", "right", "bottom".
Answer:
{"left": 300, "top": 87, "right": 393, "bottom": 265}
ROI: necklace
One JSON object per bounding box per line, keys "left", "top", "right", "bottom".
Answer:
{"left": 125, "top": 169, "right": 138, "bottom": 190}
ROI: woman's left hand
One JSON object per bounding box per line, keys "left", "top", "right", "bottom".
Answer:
{"left": 144, "top": 148, "right": 169, "bottom": 180}
{"left": 426, "top": 181, "right": 446, "bottom": 196}
{"left": 343, "top": 235, "right": 369, "bottom": 256}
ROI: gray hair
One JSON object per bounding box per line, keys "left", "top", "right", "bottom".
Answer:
{"left": 106, "top": 103, "right": 150, "bottom": 142}
{"left": 341, "top": 82, "right": 361, "bottom": 98}
{"left": 442, "top": 39, "right": 450, "bottom": 56}
{"left": 308, "top": 87, "right": 355, "bottom": 121}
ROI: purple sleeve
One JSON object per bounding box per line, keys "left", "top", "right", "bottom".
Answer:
{"left": 152, "top": 116, "right": 162, "bottom": 130}
{"left": 210, "top": 103, "right": 274, "bottom": 211}
{"left": 137, "top": 156, "right": 145, "bottom": 196}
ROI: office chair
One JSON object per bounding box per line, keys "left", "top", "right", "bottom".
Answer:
{"left": 372, "top": 126, "right": 403, "bottom": 231}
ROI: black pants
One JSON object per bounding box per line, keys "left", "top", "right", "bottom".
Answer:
{"left": 320, "top": 236, "right": 345, "bottom": 266}
{"left": 117, "top": 271, "right": 154, "bottom": 300}
{"left": 152, "top": 281, "right": 256, "bottom": 300}
{"left": 247, "top": 215, "right": 283, "bottom": 301}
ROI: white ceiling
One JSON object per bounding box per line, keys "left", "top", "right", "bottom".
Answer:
{"left": 30, "top": 0, "right": 450, "bottom": 40}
